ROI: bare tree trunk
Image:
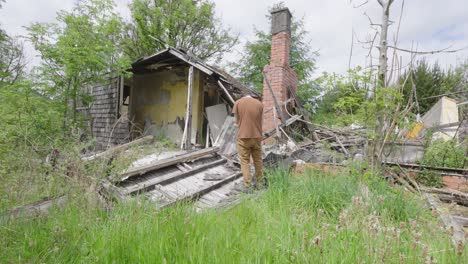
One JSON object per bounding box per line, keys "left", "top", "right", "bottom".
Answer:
{"left": 372, "top": 0, "right": 394, "bottom": 167}
{"left": 377, "top": 0, "right": 392, "bottom": 87}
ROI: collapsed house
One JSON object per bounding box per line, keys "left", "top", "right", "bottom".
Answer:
{"left": 87, "top": 7, "right": 305, "bottom": 208}
{"left": 87, "top": 47, "right": 259, "bottom": 151}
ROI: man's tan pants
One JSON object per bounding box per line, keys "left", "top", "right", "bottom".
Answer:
{"left": 237, "top": 138, "right": 263, "bottom": 186}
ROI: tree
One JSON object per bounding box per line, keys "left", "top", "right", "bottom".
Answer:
{"left": 26, "top": 0, "right": 128, "bottom": 126}
{"left": 230, "top": 14, "right": 317, "bottom": 98}
{"left": 0, "top": 34, "right": 26, "bottom": 85}
{"left": 125, "top": 0, "right": 238, "bottom": 61}
{"left": 400, "top": 59, "right": 444, "bottom": 114}
{"left": 313, "top": 67, "right": 372, "bottom": 126}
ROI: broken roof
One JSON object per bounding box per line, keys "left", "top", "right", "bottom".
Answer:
{"left": 131, "top": 47, "right": 260, "bottom": 100}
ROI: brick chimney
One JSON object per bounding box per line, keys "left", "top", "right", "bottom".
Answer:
{"left": 263, "top": 7, "right": 298, "bottom": 134}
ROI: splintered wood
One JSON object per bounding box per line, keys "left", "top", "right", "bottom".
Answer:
{"left": 100, "top": 147, "right": 244, "bottom": 209}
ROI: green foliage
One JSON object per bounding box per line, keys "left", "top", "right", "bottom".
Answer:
{"left": 0, "top": 33, "right": 25, "bottom": 84}
{"left": 230, "top": 12, "right": 317, "bottom": 96}
{"left": 26, "top": 0, "right": 130, "bottom": 126}
{"left": 126, "top": 0, "right": 237, "bottom": 61}
{"left": 400, "top": 59, "right": 467, "bottom": 114}
{"left": 1, "top": 169, "right": 463, "bottom": 262}
{"left": 422, "top": 139, "right": 467, "bottom": 168}
{"left": 416, "top": 170, "right": 443, "bottom": 187}
{"left": 313, "top": 67, "right": 374, "bottom": 126}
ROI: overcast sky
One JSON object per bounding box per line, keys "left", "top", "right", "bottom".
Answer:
{"left": 1, "top": 0, "right": 467, "bottom": 77}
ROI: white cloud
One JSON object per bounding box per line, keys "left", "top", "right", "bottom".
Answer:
{"left": 1, "top": 0, "right": 467, "bottom": 76}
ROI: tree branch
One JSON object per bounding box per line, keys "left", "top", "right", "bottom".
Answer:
{"left": 388, "top": 45, "right": 468, "bottom": 54}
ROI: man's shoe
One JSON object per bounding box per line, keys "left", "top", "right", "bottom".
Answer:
{"left": 255, "top": 178, "right": 268, "bottom": 189}
{"left": 233, "top": 182, "right": 253, "bottom": 193}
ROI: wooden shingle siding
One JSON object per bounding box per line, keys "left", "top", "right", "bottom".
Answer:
{"left": 89, "top": 77, "right": 130, "bottom": 151}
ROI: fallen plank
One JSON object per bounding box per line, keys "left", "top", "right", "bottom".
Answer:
{"left": 384, "top": 162, "right": 468, "bottom": 175}
{"left": 123, "top": 159, "right": 226, "bottom": 195}
{"left": 119, "top": 147, "right": 219, "bottom": 180}
{"left": 100, "top": 179, "right": 128, "bottom": 202}
{"left": 422, "top": 187, "right": 468, "bottom": 199}
{"left": 438, "top": 194, "right": 468, "bottom": 207}
{"left": 161, "top": 172, "right": 242, "bottom": 208}
{"left": 453, "top": 216, "right": 468, "bottom": 227}
{"left": 424, "top": 193, "right": 465, "bottom": 247}
{"left": 264, "top": 115, "right": 302, "bottom": 139}
{"left": 82, "top": 135, "right": 154, "bottom": 161}
{"left": 0, "top": 195, "right": 68, "bottom": 222}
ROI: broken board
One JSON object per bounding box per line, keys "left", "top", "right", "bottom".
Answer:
{"left": 206, "top": 104, "right": 228, "bottom": 141}
{"left": 214, "top": 116, "right": 238, "bottom": 158}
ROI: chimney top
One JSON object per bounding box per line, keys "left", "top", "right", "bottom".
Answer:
{"left": 271, "top": 8, "right": 292, "bottom": 35}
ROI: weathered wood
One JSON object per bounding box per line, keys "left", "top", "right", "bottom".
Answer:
{"left": 334, "top": 135, "right": 350, "bottom": 156}
{"left": 181, "top": 66, "right": 194, "bottom": 150}
{"left": 424, "top": 193, "right": 465, "bottom": 247}
{"left": 422, "top": 187, "right": 468, "bottom": 199}
{"left": 205, "top": 125, "right": 210, "bottom": 148}
{"left": 119, "top": 147, "right": 219, "bottom": 180}
{"left": 206, "top": 104, "right": 228, "bottom": 141}
{"left": 100, "top": 179, "right": 128, "bottom": 202}
{"left": 0, "top": 195, "right": 68, "bottom": 222}
{"left": 395, "top": 163, "right": 421, "bottom": 193}
{"left": 123, "top": 159, "right": 226, "bottom": 195}
{"left": 286, "top": 85, "right": 319, "bottom": 141}
{"left": 438, "top": 194, "right": 468, "bottom": 207}
{"left": 384, "top": 162, "right": 468, "bottom": 175}
{"left": 217, "top": 80, "right": 235, "bottom": 105}
{"left": 82, "top": 135, "right": 154, "bottom": 161}
{"left": 264, "top": 115, "right": 302, "bottom": 139}
{"left": 262, "top": 71, "right": 287, "bottom": 125}
{"left": 161, "top": 172, "right": 242, "bottom": 208}
{"left": 215, "top": 116, "right": 238, "bottom": 157}
{"left": 453, "top": 216, "right": 468, "bottom": 227}
{"left": 273, "top": 106, "right": 281, "bottom": 138}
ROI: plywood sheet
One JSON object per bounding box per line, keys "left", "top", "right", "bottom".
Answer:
{"left": 206, "top": 104, "right": 228, "bottom": 141}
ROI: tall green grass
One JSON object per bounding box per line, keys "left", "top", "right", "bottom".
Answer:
{"left": 1, "top": 168, "right": 465, "bottom": 263}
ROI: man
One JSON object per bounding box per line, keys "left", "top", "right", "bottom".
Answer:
{"left": 232, "top": 91, "right": 264, "bottom": 191}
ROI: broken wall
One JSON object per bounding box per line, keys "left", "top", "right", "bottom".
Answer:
{"left": 130, "top": 67, "right": 204, "bottom": 144}
{"left": 89, "top": 76, "right": 130, "bottom": 150}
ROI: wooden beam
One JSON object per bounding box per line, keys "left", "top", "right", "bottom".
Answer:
{"left": 161, "top": 172, "right": 242, "bottom": 208}
{"left": 262, "top": 71, "right": 287, "bottom": 125}
{"left": 82, "top": 135, "right": 154, "bottom": 161}
{"left": 119, "top": 147, "right": 219, "bottom": 180}
{"left": 181, "top": 66, "right": 195, "bottom": 150}
{"left": 425, "top": 193, "right": 465, "bottom": 247}
{"left": 217, "top": 80, "right": 235, "bottom": 105}
{"left": 286, "top": 85, "right": 320, "bottom": 141}
{"left": 123, "top": 159, "right": 226, "bottom": 195}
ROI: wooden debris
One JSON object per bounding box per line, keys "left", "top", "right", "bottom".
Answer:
{"left": 217, "top": 80, "right": 235, "bottom": 105}
{"left": 0, "top": 195, "right": 68, "bottom": 222}
{"left": 82, "top": 135, "right": 154, "bottom": 161}
{"left": 286, "top": 85, "right": 320, "bottom": 141}
{"left": 262, "top": 71, "right": 287, "bottom": 125}
{"left": 385, "top": 162, "right": 468, "bottom": 175}
{"left": 422, "top": 187, "right": 468, "bottom": 200}
{"left": 119, "top": 147, "right": 219, "bottom": 180}
{"left": 424, "top": 193, "right": 465, "bottom": 247}
{"left": 181, "top": 66, "right": 195, "bottom": 150}
{"left": 214, "top": 116, "right": 238, "bottom": 157}
{"left": 123, "top": 159, "right": 226, "bottom": 195}
{"left": 438, "top": 194, "right": 468, "bottom": 207}
{"left": 161, "top": 172, "right": 242, "bottom": 208}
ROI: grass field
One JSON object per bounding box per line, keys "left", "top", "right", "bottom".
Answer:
{"left": 1, "top": 168, "right": 465, "bottom": 263}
